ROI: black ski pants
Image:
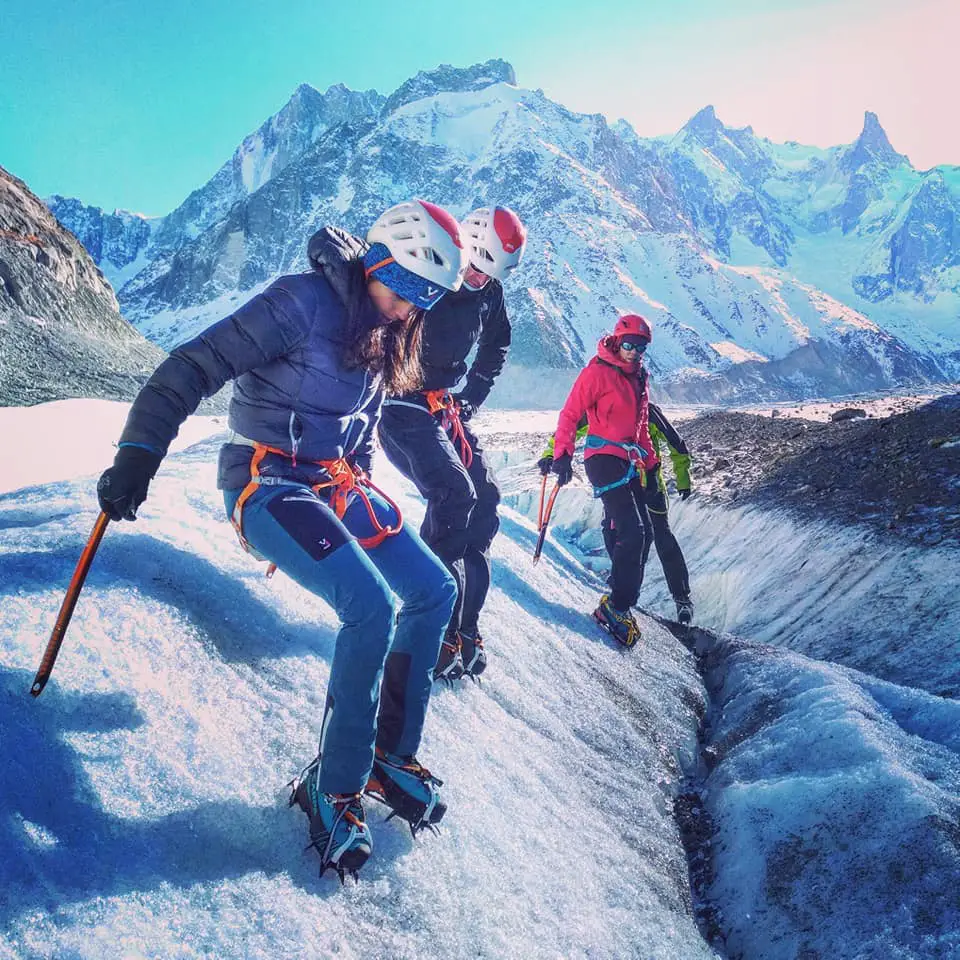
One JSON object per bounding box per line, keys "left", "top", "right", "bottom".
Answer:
{"left": 638, "top": 465, "right": 691, "bottom": 602}
{"left": 378, "top": 401, "right": 501, "bottom": 638}
{"left": 594, "top": 458, "right": 690, "bottom": 606}
{"left": 585, "top": 454, "right": 648, "bottom": 612}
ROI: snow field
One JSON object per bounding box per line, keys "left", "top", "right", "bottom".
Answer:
{"left": 697, "top": 638, "right": 960, "bottom": 959}
{"left": 0, "top": 406, "right": 714, "bottom": 960}
{"left": 3, "top": 400, "right": 959, "bottom": 958}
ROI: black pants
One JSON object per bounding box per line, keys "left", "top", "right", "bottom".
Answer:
{"left": 378, "top": 401, "right": 501, "bottom": 637}
{"left": 591, "top": 457, "right": 690, "bottom": 606}
{"left": 586, "top": 454, "right": 648, "bottom": 611}
{"left": 637, "top": 465, "right": 690, "bottom": 603}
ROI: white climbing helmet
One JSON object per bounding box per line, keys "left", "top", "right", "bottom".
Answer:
{"left": 366, "top": 199, "right": 466, "bottom": 291}
{"left": 460, "top": 206, "right": 527, "bottom": 282}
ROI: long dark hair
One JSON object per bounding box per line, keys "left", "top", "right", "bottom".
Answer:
{"left": 342, "top": 262, "right": 424, "bottom": 395}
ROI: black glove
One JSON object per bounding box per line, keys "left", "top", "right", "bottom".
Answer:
{"left": 453, "top": 394, "right": 476, "bottom": 422}
{"left": 678, "top": 488, "right": 692, "bottom": 501}
{"left": 97, "top": 446, "right": 163, "bottom": 521}
{"left": 552, "top": 453, "right": 573, "bottom": 487}
{"left": 537, "top": 454, "right": 554, "bottom": 476}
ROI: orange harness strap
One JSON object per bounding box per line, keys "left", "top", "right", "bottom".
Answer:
{"left": 422, "top": 389, "right": 474, "bottom": 469}
{"left": 231, "top": 442, "right": 404, "bottom": 578}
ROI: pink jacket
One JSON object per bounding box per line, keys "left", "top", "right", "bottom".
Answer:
{"left": 553, "top": 336, "right": 658, "bottom": 468}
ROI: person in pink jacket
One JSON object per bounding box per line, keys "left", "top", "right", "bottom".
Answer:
{"left": 551, "top": 314, "right": 658, "bottom": 647}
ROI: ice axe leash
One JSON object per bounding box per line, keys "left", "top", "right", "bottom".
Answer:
{"left": 532, "top": 474, "right": 560, "bottom": 565}
{"left": 30, "top": 511, "right": 110, "bottom": 697}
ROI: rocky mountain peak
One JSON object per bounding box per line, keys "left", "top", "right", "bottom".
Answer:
{"left": 841, "top": 110, "right": 909, "bottom": 172}
{"left": 380, "top": 59, "right": 517, "bottom": 117}
{"left": 684, "top": 104, "right": 724, "bottom": 138}
{"left": 0, "top": 165, "right": 162, "bottom": 403}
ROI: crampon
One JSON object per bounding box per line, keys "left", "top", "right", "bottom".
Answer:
{"left": 288, "top": 757, "right": 372, "bottom": 883}
{"left": 365, "top": 748, "right": 446, "bottom": 837}
{"left": 592, "top": 595, "right": 641, "bottom": 648}
{"left": 434, "top": 633, "right": 464, "bottom": 683}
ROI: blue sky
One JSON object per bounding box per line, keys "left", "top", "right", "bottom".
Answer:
{"left": 2, "top": 0, "right": 955, "bottom": 215}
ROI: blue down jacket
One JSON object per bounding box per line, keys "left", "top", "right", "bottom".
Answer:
{"left": 117, "top": 229, "right": 386, "bottom": 490}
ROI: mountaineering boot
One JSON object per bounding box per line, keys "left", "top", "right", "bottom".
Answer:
{"left": 289, "top": 756, "right": 372, "bottom": 881}
{"left": 675, "top": 597, "right": 694, "bottom": 627}
{"left": 434, "top": 632, "right": 464, "bottom": 682}
{"left": 366, "top": 747, "right": 446, "bottom": 835}
{"left": 459, "top": 631, "right": 487, "bottom": 679}
{"left": 593, "top": 594, "right": 641, "bottom": 648}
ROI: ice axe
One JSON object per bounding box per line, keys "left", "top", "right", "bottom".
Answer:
{"left": 532, "top": 473, "right": 561, "bottom": 565}
{"left": 30, "top": 511, "right": 110, "bottom": 697}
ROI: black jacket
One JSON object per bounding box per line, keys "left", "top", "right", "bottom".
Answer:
{"left": 417, "top": 280, "right": 511, "bottom": 405}
{"left": 647, "top": 403, "right": 689, "bottom": 455}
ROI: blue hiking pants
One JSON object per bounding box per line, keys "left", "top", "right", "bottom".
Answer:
{"left": 224, "top": 482, "right": 456, "bottom": 795}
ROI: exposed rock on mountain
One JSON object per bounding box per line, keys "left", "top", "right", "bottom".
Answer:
{"left": 0, "top": 166, "right": 162, "bottom": 405}
{"left": 682, "top": 393, "right": 960, "bottom": 545}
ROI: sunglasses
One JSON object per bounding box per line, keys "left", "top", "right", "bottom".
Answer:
{"left": 619, "top": 339, "right": 648, "bottom": 353}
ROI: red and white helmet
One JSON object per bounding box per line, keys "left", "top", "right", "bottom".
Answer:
{"left": 460, "top": 206, "right": 527, "bottom": 282}
{"left": 614, "top": 314, "right": 653, "bottom": 343}
{"left": 367, "top": 199, "right": 466, "bottom": 291}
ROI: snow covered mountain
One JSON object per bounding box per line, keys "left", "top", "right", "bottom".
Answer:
{"left": 0, "top": 166, "right": 162, "bottom": 405}
{"left": 48, "top": 61, "right": 959, "bottom": 402}
{"left": 652, "top": 106, "right": 960, "bottom": 363}
{"left": 47, "top": 80, "right": 385, "bottom": 294}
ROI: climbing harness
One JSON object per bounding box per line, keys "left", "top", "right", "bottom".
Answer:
{"left": 423, "top": 389, "right": 474, "bottom": 468}
{"left": 229, "top": 436, "right": 403, "bottom": 577}
{"left": 585, "top": 434, "right": 649, "bottom": 498}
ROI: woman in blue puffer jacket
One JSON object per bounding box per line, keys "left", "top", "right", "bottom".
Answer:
{"left": 96, "top": 200, "right": 465, "bottom": 881}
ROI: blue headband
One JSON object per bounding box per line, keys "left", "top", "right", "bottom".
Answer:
{"left": 363, "top": 243, "right": 447, "bottom": 311}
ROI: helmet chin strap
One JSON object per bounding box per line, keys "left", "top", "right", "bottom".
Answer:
{"left": 463, "top": 264, "right": 491, "bottom": 291}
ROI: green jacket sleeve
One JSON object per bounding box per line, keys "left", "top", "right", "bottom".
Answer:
{"left": 648, "top": 404, "right": 691, "bottom": 490}
{"left": 540, "top": 417, "right": 588, "bottom": 460}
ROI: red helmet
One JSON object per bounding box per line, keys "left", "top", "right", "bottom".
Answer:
{"left": 613, "top": 314, "right": 652, "bottom": 343}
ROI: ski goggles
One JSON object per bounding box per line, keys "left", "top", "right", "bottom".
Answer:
{"left": 619, "top": 338, "right": 649, "bottom": 353}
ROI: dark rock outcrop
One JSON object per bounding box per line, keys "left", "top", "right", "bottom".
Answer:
{"left": 0, "top": 166, "right": 163, "bottom": 405}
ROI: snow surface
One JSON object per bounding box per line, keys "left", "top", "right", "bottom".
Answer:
{"left": 2, "top": 401, "right": 959, "bottom": 959}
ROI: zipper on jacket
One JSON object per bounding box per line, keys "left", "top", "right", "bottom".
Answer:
{"left": 288, "top": 411, "right": 301, "bottom": 467}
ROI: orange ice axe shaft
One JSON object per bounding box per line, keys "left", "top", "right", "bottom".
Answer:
{"left": 30, "top": 511, "right": 110, "bottom": 697}
{"left": 533, "top": 476, "right": 560, "bottom": 565}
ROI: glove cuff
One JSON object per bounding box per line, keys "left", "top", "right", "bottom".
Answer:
{"left": 114, "top": 444, "right": 163, "bottom": 478}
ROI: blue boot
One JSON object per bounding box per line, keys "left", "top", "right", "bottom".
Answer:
{"left": 593, "top": 595, "right": 641, "bottom": 648}
{"left": 289, "top": 756, "right": 372, "bottom": 881}
{"left": 366, "top": 748, "right": 446, "bottom": 835}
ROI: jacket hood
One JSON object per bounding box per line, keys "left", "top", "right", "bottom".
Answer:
{"left": 307, "top": 225, "right": 381, "bottom": 333}
{"left": 596, "top": 335, "right": 643, "bottom": 373}
{"left": 307, "top": 227, "right": 369, "bottom": 307}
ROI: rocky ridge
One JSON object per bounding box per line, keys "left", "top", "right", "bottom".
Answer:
{"left": 678, "top": 393, "right": 960, "bottom": 545}
{"left": 0, "top": 166, "right": 163, "bottom": 405}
